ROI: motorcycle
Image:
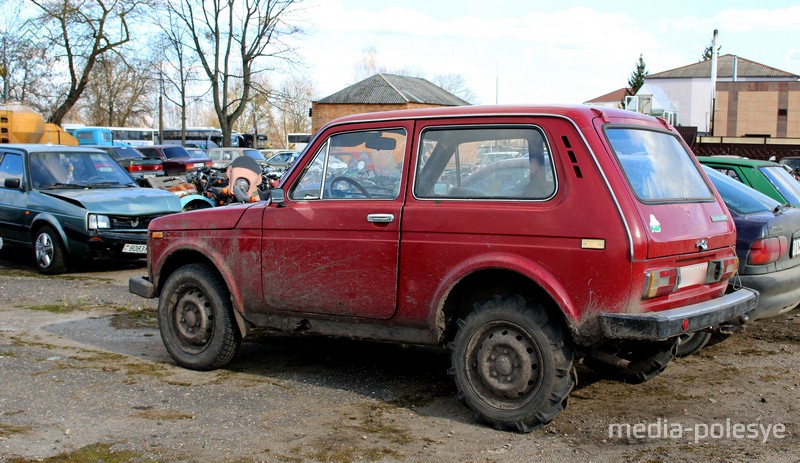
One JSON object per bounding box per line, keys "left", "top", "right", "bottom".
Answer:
{"left": 187, "top": 156, "right": 279, "bottom": 206}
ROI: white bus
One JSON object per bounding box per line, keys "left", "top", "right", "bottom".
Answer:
{"left": 62, "top": 125, "right": 156, "bottom": 146}
{"left": 160, "top": 128, "right": 241, "bottom": 149}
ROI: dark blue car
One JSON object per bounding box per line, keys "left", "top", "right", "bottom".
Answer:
{"left": 678, "top": 166, "right": 800, "bottom": 356}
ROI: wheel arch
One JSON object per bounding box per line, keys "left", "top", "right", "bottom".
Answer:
{"left": 437, "top": 266, "right": 576, "bottom": 346}
{"left": 30, "top": 214, "right": 70, "bottom": 252}
{"left": 154, "top": 248, "right": 249, "bottom": 337}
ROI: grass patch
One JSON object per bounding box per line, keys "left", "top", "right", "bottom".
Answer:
{"left": 0, "top": 423, "right": 31, "bottom": 437}
{"left": 131, "top": 408, "right": 194, "bottom": 421}
{"left": 4, "top": 443, "right": 143, "bottom": 463}
{"left": 109, "top": 310, "right": 158, "bottom": 329}
{"left": 0, "top": 268, "right": 111, "bottom": 282}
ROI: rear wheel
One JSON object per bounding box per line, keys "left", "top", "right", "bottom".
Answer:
{"left": 675, "top": 331, "right": 712, "bottom": 357}
{"left": 34, "top": 225, "right": 67, "bottom": 274}
{"left": 158, "top": 263, "right": 241, "bottom": 370}
{"left": 448, "top": 294, "right": 575, "bottom": 433}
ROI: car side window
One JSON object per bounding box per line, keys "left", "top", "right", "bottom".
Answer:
{"left": 0, "top": 153, "right": 23, "bottom": 186}
{"left": 289, "top": 128, "right": 407, "bottom": 200}
{"left": 713, "top": 167, "right": 743, "bottom": 183}
{"left": 414, "top": 126, "right": 555, "bottom": 200}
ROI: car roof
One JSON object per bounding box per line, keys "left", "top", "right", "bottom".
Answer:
{"left": 0, "top": 144, "right": 106, "bottom": 154}
{"left": 696, "top": 156, "right": 779, "bottom": 168}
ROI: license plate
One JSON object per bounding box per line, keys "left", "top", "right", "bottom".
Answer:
{"left": 677, "top": 262, "right": 709, "bottom": 289}
{"left": 122, "top": 243, "right": 147, "bottom": 254}
{"left": 193, "top": 163, "right": 205, "bottom": 168}
{"left": 142, "top": 174, "right": 156, "bottom": 178}
{"left": 793, "top": 238, "right": 800, "bottom": 258}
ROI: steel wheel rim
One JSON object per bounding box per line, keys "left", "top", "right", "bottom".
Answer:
{"left": 467, "top": 322, "right": 543, "bottom": 410}
{"left": 173, "top": 288, "right": 214, "bottom": 352}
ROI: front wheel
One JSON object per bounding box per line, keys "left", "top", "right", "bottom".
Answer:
{"left": 158, "top": 263, "right": 241, "bottom": 370}
{"left": 448, "top": 294, "right": 575, "bottom": 433}
{"left": 34, "top": 225, "right": 67, "bottom": 274}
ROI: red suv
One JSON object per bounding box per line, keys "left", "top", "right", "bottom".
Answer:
{"left": 130, "top": 105, "right": 757, "bottom": 432}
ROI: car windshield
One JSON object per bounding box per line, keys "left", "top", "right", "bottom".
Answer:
{"left": 703, "top": 165, "right": 782, "bottom": 214}
{"left": 759, "top": 166, "right": 800, "bottom": 208}
{"left": 29, "top": 151, "right": 136, "bottom": 189}
{"left": 606, "top": 128, "right": 714, "bottom": 202}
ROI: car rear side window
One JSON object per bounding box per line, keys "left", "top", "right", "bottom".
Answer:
{"left": 414, "top": 126, "right": 554, "bottom": 200}
{"left": 606, "top": 128, "right": 713, "bottom": 202}
{"left": 759, "top": 166, "right": 800, "bottom": 207}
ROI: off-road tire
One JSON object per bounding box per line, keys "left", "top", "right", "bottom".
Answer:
{"left": 584, "top": 340, "right": 676, "bottom": 384}
{"left": 34, "top": 225, "right": 67, "bottom": 274}
{"left": 675, "top": 331, "right": 712, "bottom": 357}
{"left": 448, "top": 294, "right": 575, "bottom": 433}
{"left": 158, "top": 263, "right": 241, "bottom": 370}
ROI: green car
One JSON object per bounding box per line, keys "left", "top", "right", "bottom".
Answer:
{"left": 0, "top": 144, "right": 182, "bottom": 274}
{"left": 696, "top": 156, "right": 800, "bottom": 207}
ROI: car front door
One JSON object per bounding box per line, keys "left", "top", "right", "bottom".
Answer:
{"left": 260, "top": 123, "right": 411, "bottom": 319}
{"left": 0, "top": 150, "right": 28, "bottom": 244}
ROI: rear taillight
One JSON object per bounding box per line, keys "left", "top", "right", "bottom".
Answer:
{"left": 711, "top": 256, "right": 739, "bottom": 282}
{"left": 643, "top": 268, "right": 679, "bottom": 299}
{"left": 128, "top": 164, "right": 163, "bottom": 172}
{"left": 747, "top": 237, "right": 788, "bottom": 265}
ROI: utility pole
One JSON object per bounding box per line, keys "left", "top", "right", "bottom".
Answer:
{"left": 708, "top": 29, "right": 718, "bottom": 135}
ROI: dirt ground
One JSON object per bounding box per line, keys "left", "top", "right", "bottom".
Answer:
{"left": 0, "top": 249, "right": 798, "bottom": 463}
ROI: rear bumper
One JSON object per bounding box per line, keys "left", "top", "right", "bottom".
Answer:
{"left": 739, "top": 265, "right": 800, "bottom": 320}
{"left": 598, "top": 288, "right": 758, "bottom": 341}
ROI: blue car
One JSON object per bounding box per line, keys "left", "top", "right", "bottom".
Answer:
{"left": 677, "top": 167, "right": 800, "bottom": 356}
{"left": 0, "top": 144, "right": 182, "bottom": 274}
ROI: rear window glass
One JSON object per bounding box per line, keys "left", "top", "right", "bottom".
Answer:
{"left": 606, "top": 128, "right": 713, "bottom": 202}
{"left": 759, "top": 166, "right": 800, "bottom": 207}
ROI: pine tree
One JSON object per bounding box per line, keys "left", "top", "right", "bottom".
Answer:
{"left": 625, "top": 54, "right": 648, "bottom": 97}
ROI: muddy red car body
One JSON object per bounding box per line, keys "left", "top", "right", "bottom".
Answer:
{"left": 130, "top": 105, "right": 757, "bottom": 432}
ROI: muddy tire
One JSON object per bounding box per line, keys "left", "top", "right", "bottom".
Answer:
{"left": 675, "top": 331, "right": 712, "bottom": 357}
{"left": 448, "top": 294, "right": 575, "bottom": 433}
{"left": 158, "top": 263, "right": 241, "bottom": 370}
{"left": 585, "top": 340, "right": 676, "bottom": 384}
{"left": 34, "top": 225, "right": 67, "bottom": 274}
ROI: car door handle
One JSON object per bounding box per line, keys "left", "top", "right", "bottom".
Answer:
{"left": 367, "top": 213, "right": 395, "bottom": 223}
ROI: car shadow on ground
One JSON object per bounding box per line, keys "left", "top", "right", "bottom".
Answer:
{"left": 0, "top": 245, "right": 145, "bottom": 274}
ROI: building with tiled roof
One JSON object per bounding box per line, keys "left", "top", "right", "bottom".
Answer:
{"left": 643, "top": 54, "right": 799, "bottom": 134}
{"left": 310, "top": 74, "right": 470, "bottom": 133}
{"left": 583, "top": 88, "right": 629, "bottom": 109}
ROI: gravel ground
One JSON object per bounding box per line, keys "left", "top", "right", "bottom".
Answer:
{"left": 0, "top": 248, "right": 799, "bottom": 463}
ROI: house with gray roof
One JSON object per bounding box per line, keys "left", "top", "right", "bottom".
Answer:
{"left": 643, "top": 54, "right": 799, "bottom": 135}
{"left": 311, "top": 73, "right": 470, "bottom": 133}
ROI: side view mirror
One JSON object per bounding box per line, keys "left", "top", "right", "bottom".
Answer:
{"left": 4, "top": 177, "right": 21, "bottom": 189}
{"left": 271, "top": 188, "right": 286, "bottom": 207}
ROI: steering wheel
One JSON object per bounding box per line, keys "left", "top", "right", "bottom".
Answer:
{"left": 328, "top": 176, "right": 371, "bottom": 198}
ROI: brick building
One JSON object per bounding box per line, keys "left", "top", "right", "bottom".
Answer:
{"left": 310, "top": 73, "right": 469, "bottom": 134}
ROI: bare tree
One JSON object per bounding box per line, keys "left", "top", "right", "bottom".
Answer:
{"left": 433, "top": 73, "right": 477, "bottom": 103}
{"left": 266, "top": 74, "right": 311, "bottom": 148}
{"left": 0, "top": 1, "right": 54, "bottom": 109}
{"left": 78, "top": 51, "right": 155, "bottom": 126}
{"left": 30, "top": 0, "right": 146, "bottom": 125}
{"left": 166, "top": 0, "right": 302, "bottom": 147}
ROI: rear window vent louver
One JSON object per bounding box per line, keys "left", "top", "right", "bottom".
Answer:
{"left": 562, "top": 135, "right": 582, "bottom": 178}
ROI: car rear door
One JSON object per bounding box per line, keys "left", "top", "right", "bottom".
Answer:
{"left": 602, "top": 126, "right": 734, "bottom": 259}
{"left": 0, "top": 150, "right": 29, "bottom": 244}
{"left": 259, "top": 121, "right": 412, "bottom": 319}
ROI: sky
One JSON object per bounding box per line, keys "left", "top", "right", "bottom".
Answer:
{"left": 287, "top": 0, "right": 800, "bottom": 105}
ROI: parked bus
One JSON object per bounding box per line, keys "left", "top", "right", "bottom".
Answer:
{"left": 160, "top": 128, "right": 240, "bottom": 149}
{"left": 63, "top": 125, "right": 156, "bottom": 146}
{"left": 287, "top": 133, "right": 311, "bottom": 150}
